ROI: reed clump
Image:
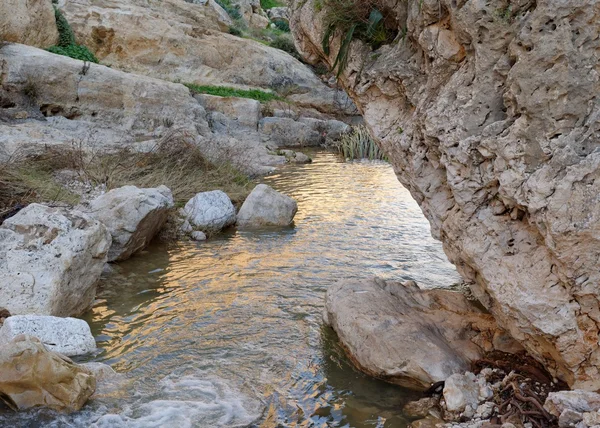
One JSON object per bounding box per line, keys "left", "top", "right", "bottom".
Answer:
{"left": 335, "top": 125, "right": 387, "bottom": 161}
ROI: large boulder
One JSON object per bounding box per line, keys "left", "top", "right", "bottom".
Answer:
{"left": 85, "top": 186, "right": 174, "bottom": 262}
{"left": 0, "top": 0, "right": 58, "bottom": 48}
{"left": 195, "top": 94, "right": 262, "bottom": 130}
{"left": 0, "top": 335, "right": 96, "bottom": 412}
{"left": 323, "top": 278, "right": 520, "bottom": 390}
{"left": 57, "top": 0, "right": 356, "bottom": 115}
{"left": 0, "top": 315, "right": 96, "bottom": 357}
{"left": 0, "top": 204, "right": 111, "bottom": 316}
{"left": 290, "top": 0, "right": 600, "bottom": 389}
{"left": 182, "top": 190, "right": 237, "bottom": 232}
{"left": 236, "top": 184, "right": 298, "bottom": 228}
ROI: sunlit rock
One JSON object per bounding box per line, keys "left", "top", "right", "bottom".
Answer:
{"left": 0, "top": 0, "right": 58, "bottom": 48}
{"left": 0, "top": 335, "right": 95, "bottom": 412}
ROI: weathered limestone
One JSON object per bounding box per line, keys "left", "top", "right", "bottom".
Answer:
{"left": 0, "top": 204, "right": 111, "bottom": 316}
{"left": 195, "top": 94, "right": 262, "bottom": 130}
{"left": 323, "top": 278, "right": 520, "bottom": 390}
{"left": 267, "top": 7, "right": 290, "bottom": 24}
{"left": 259, "top": 117, "right": 322, "bottom": 147}
{"left": 0, "top": 0, "right": 58, "bottom": 48}
{"left": 57, "top": 0, "right": 354, "bottom": 115}
{"left": 291, "top": 0, "right": 600, "bottom": 389}
{"left": 182, "top": 190, "right": 237, "bottom": 232}
{"left": 0, "top": 315, "right": 96, "bottom": 357}
{"left": 0, "top": 335, "right": 96, "bottom": 412}
{"left": 236, "top": 184, "right": 298, "bottom": 228}
{"left": 85, "top": 185, "right": 174, "bottom": 262}
{"left": 545, "top": 390, "right": 600, "bottom": 417}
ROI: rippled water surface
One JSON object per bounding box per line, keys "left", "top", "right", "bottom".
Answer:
{"left": 0, "top": 152, "right": 460, "bottom": 427}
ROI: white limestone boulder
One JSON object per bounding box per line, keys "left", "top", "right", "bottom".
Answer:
{"left": 545, "top": 390, "right": 600, "bottom": 417}
{"left": 236, "top": 184, "right": 297, "bottom": 228}
{"left": 182, "top": 190, "right": 236, "bottom": 232}
{"left": 0, "top": 204, "right": 111, "bottom": 316}
{"left": 0, "top": 0, "right": 58, "bottom": 48}
{"left": 0, "top": 315, "right": 96, "bottom": 357}
{"left": 85, "top": 185, "right": 174, "bottom": 262}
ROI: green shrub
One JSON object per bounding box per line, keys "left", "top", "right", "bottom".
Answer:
{"left": 260, "top": 0, "right": 283, "bottom": 9}
{"left": 47, "top": 7, "right": 99, "bottom": 63}
{"left": 335, "top": 125, "right": 387, "bottom": 161}
{"left": 47, "top": 45, "right": 99, "bottom": 63}
{"left": 270, "top": 35, "right": 300, "bottom": 59}
{"left": 320, "top": 0, "right": 396, "bottom": 76}
{"left": 185, "top": 84, "right": 282, "bottom": 103}
{"left": 273, "top": 20, "right": 290, "bottom": 32}
{"left": 54, "top": 7, "right": 75, "bottom": 47}
{"left": 228, "top": 26, "right": 243, "bottom": 36}
{"left": 215, "top": 0, "right": 242, "bottom": 20}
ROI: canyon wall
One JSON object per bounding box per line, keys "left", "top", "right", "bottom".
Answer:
{"left": 291, "top": 0, "right": 600, "bottom": 389}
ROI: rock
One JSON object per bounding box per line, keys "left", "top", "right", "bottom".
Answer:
{"left": 0, "top": 203, "right": 111, "bottom": 316}
{"left": 0, "top": 335, "right": 95, "bottom": 412}
{"left": 298, "top": 117, "right": 351, "bottom": 140}
{"left": 267, "top": 7, "right": 289, "bottom": 24}
{"left": 323, "top": 278, "right": 514, "bottom": 390}
{"left": 403, "top": 397, "right": 440, "bottom": 420}
{"left": 182, "top": 190, "right": 236, "bottom": 232}
{"left": 475, "top": 402, "right": 496, "bottom": 420}
{"left": 236, "top": 184, "right": 298, "bottom": 228}
{"left": 410, "top": 416, "right": 445, "bottom": 428}
{"left": 583, "top": 411, "right": 600, "bottom": 427}
{"left": 0, "top": 0, "right": 58, "bottom": 48}
{"left": 191, "top": 231, "right": 207, "bottom": 241}
{"left": 279, "top": 149, "right": 312, "bottom": 164}
{"left": 195, "top": 94, "right": 262, "bottom": 130}
{"left": 559, "top": 409, "right": 584, "bottom": 428}
{"left": 59, "top": 0, "right": 355, "bottom": 115}
{"left": 0, "top": 315, "right": 96, "bottom": 357}
{"left": 545, "top": 391, "right": 600, "bottom": 417}
{"left": 79, "top": 362, "right": 126, "bottom": 398}
{"left": 259, "top": 117, "right": 322, "bottom": 147}
{"left": 85, "top": 186, "right": 174, "bottom": 262}
{"left": 443, "top": 373, "right": 480, "bottom": 413}
{"left": 290, "top": 0, "right": 600, "bottom": 389}
{"left": 248, "top": 13, "right": 270, "bottom": 29}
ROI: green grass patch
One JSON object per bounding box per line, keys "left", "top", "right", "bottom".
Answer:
{"left": 185, "top": 84, "right": 282, "bottom": 103}
{"left": 260, "top": 0, "right": 284, "bottom": 9}
{"left": 335, "top": 125, "right": 387, "bottom": 161}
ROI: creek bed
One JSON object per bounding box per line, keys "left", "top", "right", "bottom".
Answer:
{"left": 0, "top": 151, "right": 460, "bottom": 427}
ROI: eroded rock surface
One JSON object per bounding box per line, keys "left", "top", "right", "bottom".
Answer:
{"left": 0, "top": 0, "right": 58, "bottom": 48}
{"left": 0, "top": 335, "right": 96, "bottom": 412}
{"left": 0, "top": 203, "right": 110, "bottom": 316}
{"left": 291, "top": 0, "right": 600, "bottom": 389}
{"left": 323, "top": 278, "right": 518, "bottom": 390}
{"left": 85, "top": 185, "right": 174, "bottom": 262}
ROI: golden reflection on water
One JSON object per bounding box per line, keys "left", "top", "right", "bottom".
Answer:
{"left": 72, "top": 152, "right": 459, "bottom": 427}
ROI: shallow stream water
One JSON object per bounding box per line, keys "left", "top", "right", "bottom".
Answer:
{"left": 0, "top": 151, "right": 460, "bottom": 427}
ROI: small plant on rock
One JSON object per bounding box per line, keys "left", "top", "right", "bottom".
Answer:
{"left": 47, "top": 7, "right": 98, "bottom": 63}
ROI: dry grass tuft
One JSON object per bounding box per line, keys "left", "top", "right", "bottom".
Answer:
{"left": 0, "top": 129, "right": 255, "bottom": 224}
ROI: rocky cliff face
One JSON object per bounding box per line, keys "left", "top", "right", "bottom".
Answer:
{"left": 291, "top": 0, "right": 600, "bottom": 390}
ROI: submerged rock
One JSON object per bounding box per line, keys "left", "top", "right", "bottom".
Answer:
{"left": 182, "top": 190, "right": 236, "bottom": 232}
{"left": 0, "top": 315, "right": 96, "bottom": 357}
{"left": 236, "top": 184, "right": 298, "bottom": 228}
{"left": 323, "top": 278, "right": 519, "bottom": 390}
{"left": 85, "top": 185, "right": 174, "bottom": 262}
{"left": 403, "top": 397, "right": 440, "bottom": 420}
{"left": 0, "top": 335, "right": 95, "bottom": 412}
{"left": 0, "top": 204, "right": 111, "bottom": 316}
